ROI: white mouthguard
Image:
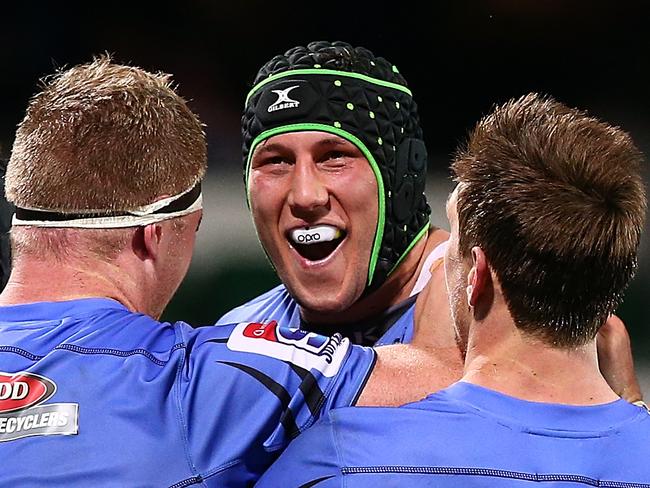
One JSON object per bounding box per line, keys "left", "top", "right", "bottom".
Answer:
{"left": 290, "top": 225, "right": 342, "bottom": 245}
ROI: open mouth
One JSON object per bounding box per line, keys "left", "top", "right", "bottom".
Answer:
{"left": 287, "top": 225, "right": 347, "bottom": 262}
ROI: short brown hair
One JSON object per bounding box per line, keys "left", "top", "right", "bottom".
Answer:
{"left": 452, "top": 93, "right": 646, "bottom": 347}
{"left": 6, "top": 56, "right": 206, "bottom": 212}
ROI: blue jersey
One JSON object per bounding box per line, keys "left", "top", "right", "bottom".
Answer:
{"left": 217, "top": 284, "right": 415, "bottom": 346}
{"left": 0, "top": 298, "right": 375, "bottom": 487}
{"left": 217, "top": 241, "right": 448, "bottom": 347}
{"left": 257, "top": 381, "right": 650, "bottom": 487}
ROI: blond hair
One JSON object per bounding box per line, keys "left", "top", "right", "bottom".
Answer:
{"left": 6, "top": 56, "right": 207, "bottom": 260}
{"left": 6, "top": 56, "right": 206, "bottom": 212}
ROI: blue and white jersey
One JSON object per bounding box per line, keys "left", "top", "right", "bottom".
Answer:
{"left": 217, "top": 285, "right": 415, "bottom": 346}
{"left": 256, "top": 381, "right": 650, "bottom": 487}
{"left": 0, "top": 298, "right": 375, "bottom": 487}
{"left": 217, "top": 241, "right": 448, "bottom": 347}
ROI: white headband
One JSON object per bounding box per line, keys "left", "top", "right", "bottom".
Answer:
{"left": 12, "top": 183, "right": 202, "bottom": 229}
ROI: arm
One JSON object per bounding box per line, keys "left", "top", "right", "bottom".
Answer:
{"left": 358, "top": 265, "right": 464, "bottom": 406}
{"left": 177, "top": 320, "right": 376, "bottom": 482}
{"left": 182, "top": 271, "right": 460, "bottom": 478}
{"left": 357, "top": 342, "right": 462, "bottom": 407}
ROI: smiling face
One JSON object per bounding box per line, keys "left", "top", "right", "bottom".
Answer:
{"left": 248, "top": 131, "right": 379, "bottom": 317}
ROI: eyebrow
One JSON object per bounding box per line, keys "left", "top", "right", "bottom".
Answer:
{"left": 252, "top": 143, "right": 285, "bottom": 158}
{"left": 253, "top": 137, "right": 357, "bottom": 158}
{"left": 315, "top": 137, "right": 354, "bottom": 148}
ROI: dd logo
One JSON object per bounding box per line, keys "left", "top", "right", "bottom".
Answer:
{"left": 0, "top": 382, "right": 29, "bottom": 400}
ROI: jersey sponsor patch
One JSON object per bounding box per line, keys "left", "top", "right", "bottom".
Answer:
{"left": 227, "top": 321, "right": 349, "bottom": 377}
{"left": 0, "top": 371, "right": 78, "bottom": 442}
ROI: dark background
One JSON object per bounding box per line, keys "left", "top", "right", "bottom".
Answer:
{"left": 1, "top": 1, "right": 648, "bottom": 359}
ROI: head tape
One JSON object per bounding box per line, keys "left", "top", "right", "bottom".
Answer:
{"left": 243, "top": 66, "right": 430, "bottom": 289}
{"left": 12, "top": 183, "right": 202, "bottom": 229}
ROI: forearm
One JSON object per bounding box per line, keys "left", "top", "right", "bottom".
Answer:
{"left": 356, "top": 343, "right": 463, "bottom": 406}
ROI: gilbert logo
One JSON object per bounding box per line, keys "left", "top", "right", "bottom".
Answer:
{"left": 267, "top": 85, "right": 300, "bottom": 112}
{"left": 0, "top": 371, "right": 78, "bottom": 442}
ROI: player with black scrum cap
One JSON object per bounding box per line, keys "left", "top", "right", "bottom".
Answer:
{"left": 219, "top": 41, "right": 457, "bottom": 351}
{"left": 218, "top": 40, "right": 644, "bottom": 403}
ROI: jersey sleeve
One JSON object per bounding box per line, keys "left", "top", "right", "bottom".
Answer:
{"left": 255, "top": 413, "right": 342, "bottom": 488}
{"left": 173, "top": 320, "right": 375, "bottom": 482}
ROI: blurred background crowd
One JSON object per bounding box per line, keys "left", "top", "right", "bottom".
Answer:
{"left": 2, "top": 0, "right": 648, "bottom": 390}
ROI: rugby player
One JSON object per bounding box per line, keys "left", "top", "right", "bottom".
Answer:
{"left": 219, "top": 40, "right": 643, "bottom": 402}
{"left": 218, "top": 41, "right": 455, "bottom": 348}
{"left": 256, "top": 94, "right": 650, "bottom": 487}
{"left": 0, "top": 57, "right": 462, "bottom": 486}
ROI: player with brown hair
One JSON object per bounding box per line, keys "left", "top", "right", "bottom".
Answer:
{"left": 257, "top": 93, "right": 650, "bottom": 487}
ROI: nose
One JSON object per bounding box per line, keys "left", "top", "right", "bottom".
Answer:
{"left": 287, "top": 159, "right": 329, "bottom": 218}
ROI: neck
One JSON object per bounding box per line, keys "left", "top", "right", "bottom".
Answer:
{"left": 462, "top": 311, "right": 619, "bottom": 405}
{"left": 301, "top": 226, "right": 449, "bottom": 325}
{"left": 0, "top": 256, "right": 144, "bottom": 316}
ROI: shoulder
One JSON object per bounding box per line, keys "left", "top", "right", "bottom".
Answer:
{"left": 174, "top": 321, "right": 375, "bottom": 454}
{"left": 57, "top": 305, "right": 187, "bottom": 363}
{"left": 184, "top": 320, "right": 356, "bottom": 379}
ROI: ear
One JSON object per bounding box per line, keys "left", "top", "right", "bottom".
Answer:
{"left": 466, "top": 246, "right": 489, "bottom": 307}
{"left": 133, "top": 223, "right": 163, "bottom": 261}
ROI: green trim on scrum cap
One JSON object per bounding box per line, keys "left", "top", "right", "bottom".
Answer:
{"left": 387, "top": 222, "right": 429, "bottom": 276}
{"left": 246, "top": 69, "right": 413, "bottom": 106}
{"left": 245, "top": 123, "right": 386, "bottom": 286}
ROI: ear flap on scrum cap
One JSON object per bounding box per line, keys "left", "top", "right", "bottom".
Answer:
{"left": 392, "top": 138, "right": 427, "bottom": 223}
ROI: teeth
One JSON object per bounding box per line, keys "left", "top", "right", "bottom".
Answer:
{"left": 290, "top": 225, "right": 342, "bottom": 245}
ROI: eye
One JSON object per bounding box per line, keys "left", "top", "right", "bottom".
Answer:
{"left": 251, "top": 156, "right": 282, "bottom": 168}
{"left": 252, "top": 155, "right": 290, "bottom": 169}
{"left": 324, "top": 151, "right": 345, "bottom": 160}
{"left": 264, "top": 156, "right": 287, "bottom": 165}
{"left": 321, "top": 151, "right": 349, "bottom": 168}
